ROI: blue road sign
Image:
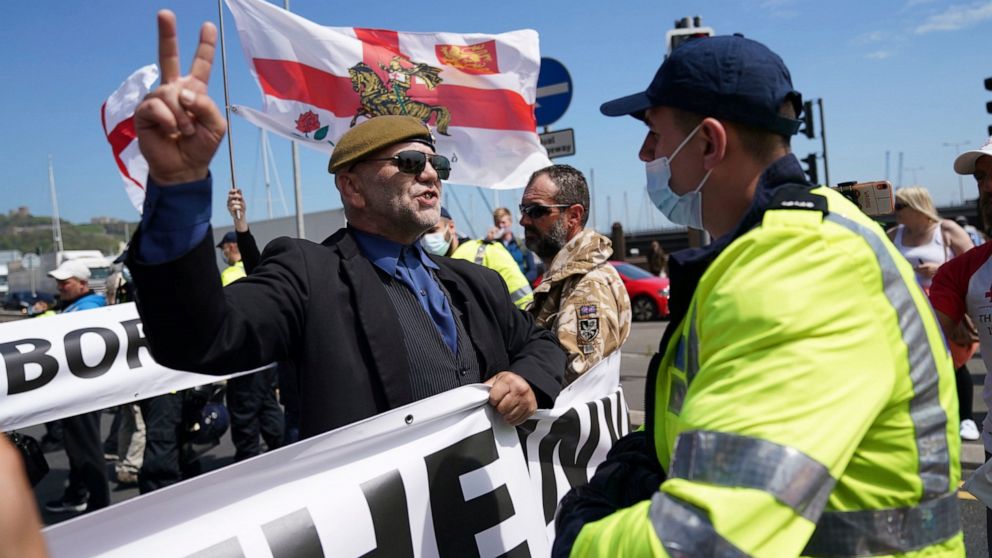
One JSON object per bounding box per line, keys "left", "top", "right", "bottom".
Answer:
{"left": 535, "top": 57, "right": 572, "bottom": 127}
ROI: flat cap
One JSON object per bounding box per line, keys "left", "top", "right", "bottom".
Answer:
{"left": 328, "top": 115, "right": 434, "bottom": 173}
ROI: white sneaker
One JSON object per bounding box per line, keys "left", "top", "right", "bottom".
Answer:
{"left": 961, "top": 419, "right": 980, "bottom": 441}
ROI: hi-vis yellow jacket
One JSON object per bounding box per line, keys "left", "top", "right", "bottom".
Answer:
{"left": 452, "top": 239, "right": 534, "bottom": 309}
{"left": 220, "top": 261, "right": 246, "bottom": 287}
{"left": 571, "top": 180, "right": 963, "bottom": 556}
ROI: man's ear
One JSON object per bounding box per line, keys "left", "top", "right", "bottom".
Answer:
{"left": 699, "top": 117, "right": 728, "bottom": 171}
{"left": 566, "top": 204, "right": 585, "bottom": 229}
{"left": 336, "top": 171, "right": 366, "bottom": 209}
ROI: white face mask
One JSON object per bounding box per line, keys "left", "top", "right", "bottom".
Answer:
{"left": 421, "top": 231, "right": 451, "bottom": 256}
{"left": 645, "top": 123, "right": 712, "bottom": 230}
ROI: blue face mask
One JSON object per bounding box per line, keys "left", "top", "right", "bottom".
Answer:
{"left": 645, "top": 123, "right": 713, "bottom": 230}
{"left": 421, "top": 231, "right": 451, "bottom": 256}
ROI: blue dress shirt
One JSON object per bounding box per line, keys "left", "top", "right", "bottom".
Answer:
{"left": 351, "top": 229, "right": 458, "bottom": 355}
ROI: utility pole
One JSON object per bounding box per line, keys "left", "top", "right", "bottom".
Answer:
{"left": 817, "top": 98, "right": 830, "bottom": 187}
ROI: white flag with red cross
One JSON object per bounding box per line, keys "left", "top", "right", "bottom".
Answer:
{"left": 101, "top": 64, "right": 158, "bottom": 214}
{"left": 226, "top": 0, "right": 551, "bottom": 190}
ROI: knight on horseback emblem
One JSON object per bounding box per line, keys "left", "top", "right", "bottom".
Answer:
{"left": 348, "top": 56, "right": 451, "bottom": 135}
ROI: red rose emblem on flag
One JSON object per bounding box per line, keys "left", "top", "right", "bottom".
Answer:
{"left": 295, "top": 110, "right": 321, "bottom": 136}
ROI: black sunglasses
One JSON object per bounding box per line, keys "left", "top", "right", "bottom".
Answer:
{"left": 356, "top": 150, "right": 451, "bottom": 179}
{"left": 894, "top": 202, "right": 907, "bottom": 211}
{"left": 519, "top": 203, "right": 572, "bottom": 219}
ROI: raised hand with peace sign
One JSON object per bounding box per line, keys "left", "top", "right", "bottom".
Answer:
{"left": 135, "top": 10, "right": 226, "bottom": 186}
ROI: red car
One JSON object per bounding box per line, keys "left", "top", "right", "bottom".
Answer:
{"left": 609, "top": 261, "right": 670, "bottom": 321}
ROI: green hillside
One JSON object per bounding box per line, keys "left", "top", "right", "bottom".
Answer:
{"left": 0, "top": 211, "right": 135, "bottom": 256}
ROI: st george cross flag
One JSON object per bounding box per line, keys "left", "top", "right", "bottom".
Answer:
{"left": 225, "top": 0, "right": 552, "bottom": 190}
{"left": 101, "top": 65, "right": 158, "bottom": 213}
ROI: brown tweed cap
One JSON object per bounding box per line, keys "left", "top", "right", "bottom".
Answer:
{"left": 327, "top": 115, "right": 435, "bottom": 173}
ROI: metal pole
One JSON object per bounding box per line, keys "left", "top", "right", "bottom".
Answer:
{"left": 262, "top": 130, "right": 274, "bottom": 219}
{"left": 817, "top": 98, "right": 830, "bottom": 187}
{"left": 283, "top": 0, "right": 306, "bottom": 239}
{"left": 216, "top": 0, "right": 240, "bottom": 222}
{"left": 48, "top": 155, "right": 64, "bottom": 264}
{"left": 589, "top": 168, "right": 596, "bottom": 232}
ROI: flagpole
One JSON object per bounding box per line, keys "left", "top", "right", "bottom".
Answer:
{"left": 284, "top": 0, "right": 306, "bottom": 240}
{"left": 216, "top": 0, "right": 240, "bottom": 220}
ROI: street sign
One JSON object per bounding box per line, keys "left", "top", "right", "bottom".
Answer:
{"left": 535, "top": 57, "right": 572, "bottom": 127}
{"left": 540, "top": 128, "right": 575, "bottom": 159}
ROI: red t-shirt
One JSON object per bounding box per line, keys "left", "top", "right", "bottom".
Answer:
{"left": 930, "top": 242, "right": 992, "bottom": 324}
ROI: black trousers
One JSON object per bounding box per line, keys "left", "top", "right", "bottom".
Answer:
{"left": 956, "top": 364, "right": 974, "bottom": 421}
{"left": 62, "top": 410, "right": 109, "bottom": 510}
{"left": 227, "top": 368, "right": 284, "bottom": 461}
{"left": 138, "top": 392, "right": 200, "bottom": 494}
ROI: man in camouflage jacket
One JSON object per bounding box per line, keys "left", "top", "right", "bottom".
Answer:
{"left": 520, "top": 165, "right": 632, "bottom": 385}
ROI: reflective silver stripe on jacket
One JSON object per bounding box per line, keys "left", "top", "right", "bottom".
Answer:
{"left": 686, "top": 305, "right": 700, "bottom": 383}
{"left": 668, "top": 376, "right": 687, "bottom": 415}
{"left": 671, "top": 430, "right": 834, "bottom": 522}
{"left": 802, "top": 491, "right": 960, "bottom": 556}
{"left": 474, "top": 244, "right": 487, "bottom": 265}
{"left": 825, "top": 212, "right": 950, "bottom": 498}
{"left": 649, "top": 492, "right": 748, "bottom": 557}
{"left": 510, "top": 284, "right": 532, "bottom": 303}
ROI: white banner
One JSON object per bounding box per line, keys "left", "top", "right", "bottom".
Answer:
{"left": 45, "top": 387, "right": 549, "bottom": 557}
{"left": 6, "top": 307, "right": 628, "bottom": 555}
{"left": 0, "top": 303, "right": 264, "bottom": 431}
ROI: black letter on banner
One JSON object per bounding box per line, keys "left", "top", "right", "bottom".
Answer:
{"left": 537, "top": 406, "right": 601, "bottom": 524}
{"left": 0, "top": 339, "right": 59, "bottom": 395}
{"left": 601, "top": 397, "right": 619, "bottom": 445}
{"left": 425, "top": 428, "right": 530, "bottom": 558}
{"left": 120, "top": 318, "right": 151, "bottom": 369}
{"left": 184, "top": 537, "right": 245, "bottom": 558}
{"left": 261, "top": 508, "right": 324, "bottom": 558}
{"left": 64, "top": 328, "right": 119, "bottom": 379}
{"left": 359, "top": 469, "right": 414, "bottom": 557}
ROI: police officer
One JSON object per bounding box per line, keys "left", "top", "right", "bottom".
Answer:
{"left": 420, "top": 207, "right": 534, "bottom": 309}
{"left": 520, "top": 164, "right": 631, "bottom": 386}
{"left": 554, "top": 35, "right": 963, "bottom": 556}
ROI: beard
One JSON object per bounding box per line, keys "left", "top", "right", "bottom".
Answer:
{"left": 525, "top": 216, "right": 570, "bottom": 260}
{"left": 980, "top": 190, "right": 992, "bottom": 236}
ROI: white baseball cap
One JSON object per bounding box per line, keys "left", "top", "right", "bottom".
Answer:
{"left": 953, "top": 136, "right": 992, "bottom": 175}
{"left": 48, "top": 260, "right": 91, "bottom": 281}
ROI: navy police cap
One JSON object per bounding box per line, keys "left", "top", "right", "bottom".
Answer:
{"left": 600, "top": 35, "right": 803, "bottom": 136}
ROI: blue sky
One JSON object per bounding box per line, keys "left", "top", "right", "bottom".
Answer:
{"left": 1, "top": 0, "right": 990, "bottom": 238}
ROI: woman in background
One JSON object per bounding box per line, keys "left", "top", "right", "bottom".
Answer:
{"left": 888, "top": 186, "right": 977, "bottom": 440}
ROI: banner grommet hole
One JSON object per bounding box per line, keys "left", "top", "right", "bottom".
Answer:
{"left": 404, "top": 414, "right": 414, "bottom": 425}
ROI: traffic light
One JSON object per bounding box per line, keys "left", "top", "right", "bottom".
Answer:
{"left": 665, "top": 16, "right": 714, "bottom": 55}
{"left": 800, "top": 100, "right": 815, "bottom": 139}
{"left": 802, "top": 153, "right": 818, "bottom": 184}
{"left": 986, "top": 77, "right": 992, "bottom": 136}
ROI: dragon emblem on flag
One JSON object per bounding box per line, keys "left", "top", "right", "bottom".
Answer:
{"left": 347, "top": 56, "right": 451, "bottom": 135}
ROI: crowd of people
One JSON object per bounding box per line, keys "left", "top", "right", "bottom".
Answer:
{"left": 5, "top": 8, "right": 992, "bottom": 558}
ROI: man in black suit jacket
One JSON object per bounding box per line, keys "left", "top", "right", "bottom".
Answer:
{"left": 126, "top": 11, "right": 564, "bottom": 439}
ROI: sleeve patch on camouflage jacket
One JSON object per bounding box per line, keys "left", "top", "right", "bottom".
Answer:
{"left": 578, "top": 305, "right": 598, "bottom": 317}
{"left": 578, "top": 317, "right": 599, "bottom": 342}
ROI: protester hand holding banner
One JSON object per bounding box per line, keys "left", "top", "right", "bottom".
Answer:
{"left": 225, "top": 0, "right": 552, "bottom": 189}
{"left": 101, "top": 65, "right": 158, "bottom": 214}
{"left": 0, "top": 303, "right": 264, "bottom": 432}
